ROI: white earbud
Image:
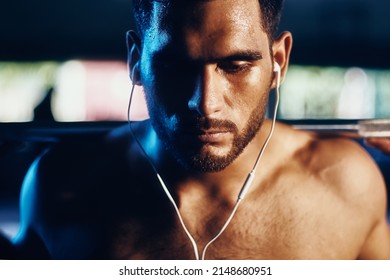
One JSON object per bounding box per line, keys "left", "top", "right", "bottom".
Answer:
{"left": 273, "top": 62, "right": 280, "bottom": 73}
{"left": 130, "top": 63, "right": 141, "bottom": 85}
{"left": 127, "top": 60, "right": 283, "bottom": 261}
{"left": 273, "top": 62, "right": 281, "bottom": 89}
{"left": 131, "top": 71, "right": 136, "bottom": 83}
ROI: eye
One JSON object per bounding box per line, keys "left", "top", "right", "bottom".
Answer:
{"left": 217, "top": 61, "right": 251, "bottom": 74}
{"left": 155, "top": 60, "right": 194, "bottom": 74}
{"left": 155, "top": 60, "right": 177, "bottom": 70}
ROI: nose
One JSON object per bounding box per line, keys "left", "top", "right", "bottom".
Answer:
{"left": 188, "top": 65, "right": 224, "bottom": 117}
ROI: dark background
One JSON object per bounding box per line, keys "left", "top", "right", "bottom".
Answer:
{"left": 0, "top": 0, "right": 390, "bottom": 68}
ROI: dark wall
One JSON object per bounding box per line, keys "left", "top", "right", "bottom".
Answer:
{"left": 280, "top": 0, "right": 390, "bottom": 68}
{"left": 1, "top": 0, "right": 390, "bottom": 67}
{"left": 0, "top": 0, "right": 134, "bottom": 61}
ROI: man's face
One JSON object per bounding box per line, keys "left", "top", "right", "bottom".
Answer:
{"left": 139, "top": 0, "right": 274, "bottom": 172}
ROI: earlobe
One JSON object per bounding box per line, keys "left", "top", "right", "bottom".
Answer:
{"left": 127, "top": 30, "right": 142, "bottom": 86}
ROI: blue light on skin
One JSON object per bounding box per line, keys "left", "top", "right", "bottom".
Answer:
{"left": 12, "top": 153, "right": 102, "bottom": 258}
{"left": 144, "top": 127, "right": 159, "bottom": 154}
{"left": 12, "top": 157, "right": 39, "bottom": 243}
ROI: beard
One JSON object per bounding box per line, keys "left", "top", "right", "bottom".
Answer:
{"left": 186, "top": 102, "right": 266, "bottom": 172}
{"left": 148, "top": 93, "right": 268, "bottom": 173}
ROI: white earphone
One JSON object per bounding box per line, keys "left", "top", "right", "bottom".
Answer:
{"left": 127, "top": 61, "right": 282, "bottom": 260}
{"left": 274, "top": 61, "right": 281, "bottom": 72}
{"left": 130, "top": 63, "right": 140, "bottom": 85}
{"left": 274, "top": 62, "right": 281, "bottom": 89}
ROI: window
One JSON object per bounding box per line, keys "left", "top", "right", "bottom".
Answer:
{"left": 280, "top": 65, "right": 390, "bottom": 120}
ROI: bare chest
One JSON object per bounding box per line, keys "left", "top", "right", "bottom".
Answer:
{"left": 107, "top": 192, "right": 362, "bottom": 260}
{"left": 44, "top": 170, "right": 366, "bottom": 259}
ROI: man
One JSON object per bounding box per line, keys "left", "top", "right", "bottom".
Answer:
{"left": 6, "top": 0, "right": 390, "bottom": 259}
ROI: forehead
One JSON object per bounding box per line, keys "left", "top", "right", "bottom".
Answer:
{"left": 143, "top": 0, "right": 269, "bottom": 59}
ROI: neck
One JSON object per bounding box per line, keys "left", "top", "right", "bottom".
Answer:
{"left": 142, "top": 119, "right": 275, "bottom": 203}
{"left": 131, "top": 118, "right": 277, "bottom": 260}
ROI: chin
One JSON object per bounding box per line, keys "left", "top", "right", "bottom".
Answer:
{"left": 174, "top": 147, "right": 239, "bottom": 173}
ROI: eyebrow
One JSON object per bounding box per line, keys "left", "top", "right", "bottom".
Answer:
{"left": 154, "top": 50, "right": 263, "bottom": 63}
{"left": 212, "top": 51, "right": 263, "bottom": 62}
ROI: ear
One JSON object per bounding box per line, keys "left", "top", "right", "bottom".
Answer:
{"left": 272, "top": 31, "right": 293, "bottom": 87}
{"left": 127, "top": 30, "right": 142, "bottom": 86}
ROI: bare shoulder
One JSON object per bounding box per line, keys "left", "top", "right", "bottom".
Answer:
{"left": 14, "top": 135, "right": 115, "bottom": 254}
{"left": 274, "top": 122, "right": 390, "bottom": 259}
{"left": 274, "top": 122, "right": 385, "bottom": 201}
{"left": 306, "top": 133, "right": 385, "bottom": 208}
{"left": 17, "top": 123, "right": 141, "bottom": 218}
{"left": 14, "top": 123, "right": 147, "bottom": 258}
{"left": 312, "top": 135, "right": 390, "bottom": 259}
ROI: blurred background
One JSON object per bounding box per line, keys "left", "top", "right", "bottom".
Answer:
{"left": 0, "top": 0, "right": 389, "bottom": 238}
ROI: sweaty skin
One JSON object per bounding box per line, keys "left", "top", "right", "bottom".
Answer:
{"left": 13, "top": 121, "right": 390, "bottom": 259}
{"left": 12, "top": 0, "right": 390, "bottom": 259}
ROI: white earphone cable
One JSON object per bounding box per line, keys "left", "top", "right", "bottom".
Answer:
{"left": 127, "top": 66, "right": 280, "bottom": 260}
{"left": 201, "top": 67, "right": 281, "bottom": 259}
{"left": 127, "top": 85, "right": 200, "bottom": 260}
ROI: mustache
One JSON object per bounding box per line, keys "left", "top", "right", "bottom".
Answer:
{"left": 178, "top": 117, "right": 238, "bottom": 133}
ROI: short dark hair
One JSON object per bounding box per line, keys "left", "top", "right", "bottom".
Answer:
{"left": 131, "top": 0, "right": 284, "bottom": 42}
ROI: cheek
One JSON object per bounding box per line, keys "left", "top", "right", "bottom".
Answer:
{"left": 140, "top": 81, "right": 179, "bottom": 133}
{"left": 226, "top": 70, "right": 271, "bottom": 118}
{"left": 141, "top": 62, "right": 196, "bottom": 117}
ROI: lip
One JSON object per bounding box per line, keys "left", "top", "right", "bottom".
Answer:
{"left": 196, "top": 130, "right": 230, "bottom": 143}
